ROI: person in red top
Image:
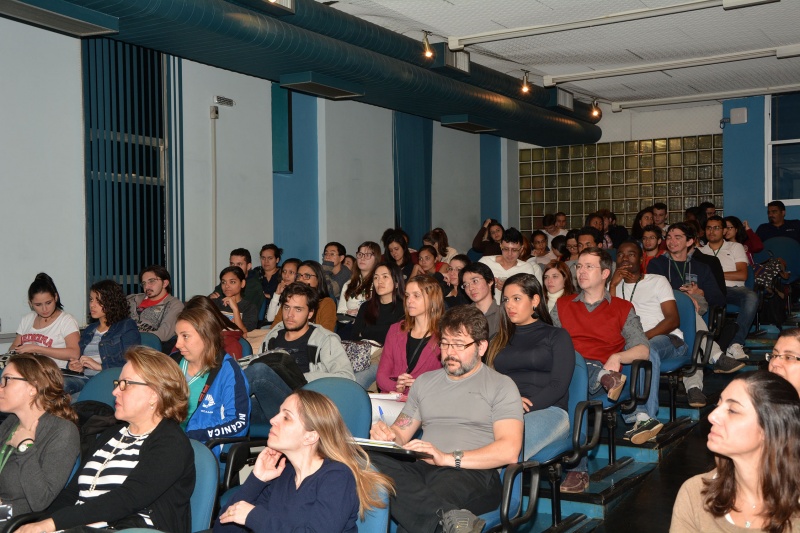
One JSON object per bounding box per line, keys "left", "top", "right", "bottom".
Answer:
{"left": 640, "top": 225, "right": 665, "bottom": 273}
{"left": 549, "top": 246, "right": 650, "bottom": 493}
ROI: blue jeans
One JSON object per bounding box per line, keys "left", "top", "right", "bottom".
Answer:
{"left": 244, "top": 363, "right": 292, "bottom": 426}
{"left": 726, "top": 286, "right": 758, "bottom": 345}
{"left": 62, "top": 374, "right": 89, "bottom": 398}
{"left": 628, "top": 335, "right": 688, "bottom": 422}
{"left": 524, "top": 406, "right": 570, "bottom": 460}
{"left": 354, "top": 364, "right": 378, "bottom": 390}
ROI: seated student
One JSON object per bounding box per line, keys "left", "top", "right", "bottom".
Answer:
{"left": 127, "top": 265, "right": 184, "bottom": 344}
{"left": 16, "top": 348, "right": 195, "bottom": 533}
{"left": 343, "top": 254, "right": 356, "bottom": 272}
{"left": 215, "top": 390, "right": 393, "bottom": 533}
{"left": 631, "top": 208, "right": 655, "bottom": 243}
{"left": 441, "top": 254, "right": 471, "bottom": 309}
{"left": 265, "top": 258, "right": 300, "bottom": 323}
{"left": 270, "top": 261, "right": 337, "bottom": 332}
{"left": 542, "top": 214, "right": 568, "bottom": 248}
{"left": 460, "top": 262, "right": 501, "bottom": 338}
{"left": 671, "top": 372, "right": 800, "bottom": 533}
{"left": 369, "top": 305, "right": 523, "bottom": 533}
{"left": 542, "top": 260, "right": 576, "bottom": 313}
{"left": 338, "top": 242, "right": 381, "bottom": 318}
{"left": 700, "top": 215, "right": 759, "bottom": 361}
{"left": 724, "top": 215, "right": 764, "bottom": 266}
{"left": 11, "top": 273, "right": 80, "bottom": 368}
{"left": 564, "top": 230, "right": 580, "bottom": 263}
{"left": 351, "top": 263, "right": 406, "bottom": 347}
{"left": 768, "top": 327, "right": 800, "bottom": 395}
{"left": 247, "top": 283, "right": 355, "bottom": 423}
{"left": 756, "top": 200, "right": 800, "bottom": 243}
{"left": 210, "top": 248, "right": 266, "bottom": 312}
{"left": 550, "top": 246, "right": 650, "bottom": 493}
{"left": 410, "top": 244, "right": 448, "bottom": 278}
{"left": 0, "top": 354, "right": 80, "bottom": 516}
{"left": 423, "top": 228, "right": 458, "bottom": 263}
{"left": 528, "top": 230, "right": 558, "bottom": 265}
{"left": 383, "top": 230, "right": 416, "bottom": 280}
{"left": 253, "top": 244, "right": 282, "bottom": 302}
{"left": 67, "top": 280, "right": 141, "bottom": 394}
{"left": 567, "top": 227, "right": 613, "bottom": 286}
{"left": 585, "top": 213, "right": 612, "bottom": 249}
{"left": 550, "top": 235, "right": 568, "bottom": 261}
{"left": 376, "top": 275, "right": 443, "bottom": 394}
{"left": 640, "top": 224, "right": 665, "bottom": 273}
{"left": 184, "top": 295, "right": 245, "bottom": 359}
{"left": 472, "top": 218, "right": 505, "bottom": 257}
{"left": 610, "top": 241, "right": 690, "bottom": 444}
{"left": 486, "top": 273, "right": 575, "bottom": 460}
{"left": 598, "top": 209, "right": 629, "bottom": 249}
{"left": 322, "top": 241, "right": 352, "bottom": 301}
{"left": 214, "top": 266, "right": 258, "bottom": 334}
{"left": 174, "top": 304, "right": 250, "bottom": 456}
{"left": 479, "top": 228, "right": 540, "bottom": 304}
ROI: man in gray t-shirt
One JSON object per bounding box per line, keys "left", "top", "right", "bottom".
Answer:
{"left": 370, "top": 306, "right": 522, "bottom": 533}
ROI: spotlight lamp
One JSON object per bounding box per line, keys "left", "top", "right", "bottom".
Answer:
{"left": 521, "top": 70, "right": 530, "bottom": 93}
{"left": 422, "top": 31, "right": 434, "bottom": 59}
{"left": 591, "top": 98, "right": 602, "bottom": 119}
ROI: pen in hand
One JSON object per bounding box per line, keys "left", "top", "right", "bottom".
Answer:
{"left": 378, "top": 406, "right": 386, "bottom": 425}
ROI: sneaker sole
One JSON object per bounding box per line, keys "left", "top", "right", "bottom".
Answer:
{"left": 688, "top": 399, "right": 707, "bottom": 408}
{"left": 560, "top": 482, "right": 589, "bottom": 494}
{"left": 630, "top": 422, "right": 664, "bottom": 445}
{"left": 606, "top": 375, "right": 627, "bottom": 401}
{"left": 714, "top": 362, "right": 746, "bottom": 374}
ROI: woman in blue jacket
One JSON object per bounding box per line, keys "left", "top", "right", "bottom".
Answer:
{"left": 67, "top": 280, "right": 141, "bottom": 394}
{"left": 173, "top": 301, "right": 251, "bottom": 457}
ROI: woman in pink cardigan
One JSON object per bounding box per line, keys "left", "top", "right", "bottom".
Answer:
{"left": 376, "top": 275, "right": 444, "bottom": 393}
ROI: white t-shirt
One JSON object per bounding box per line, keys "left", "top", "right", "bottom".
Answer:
{"left": 618, "top": 273, "right": 682, "bottom": 339}
{"left": 15, "top": 311, "right": 80, "bottom": 369}
{"left": 528, "top": 251, "right": 557, "bottom": 266}
{"left": 545, "top": 229, "right": 568, "bottom": 247}
{"left": 479, "top": 256, "right": 541, "bottom": 304}
{"left": 698, "top": 241, "right": 748, "bottom": 287}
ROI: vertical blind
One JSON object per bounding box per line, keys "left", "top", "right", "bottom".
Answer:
{"left": 82, "top": 38, "right": 183, "bottom": 297}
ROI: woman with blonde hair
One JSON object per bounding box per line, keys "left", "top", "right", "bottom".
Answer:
{"left": 174, "top": 304, "right": 251, "bottom": 456}
{"left": 217, "top": 389, "right": 393, "bottom": 532}
{"left": 376, "top": 275, "right": 444, "bottom": 393}
{"left": 16, "top": 347, "right": 195, "bottom": 533}
{"left": 0, "top": 354, "right": 80, "bottom": 516}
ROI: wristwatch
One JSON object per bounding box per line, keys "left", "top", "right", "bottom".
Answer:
{"left": 453, "top": 450, "right": 463, "bottom": 469}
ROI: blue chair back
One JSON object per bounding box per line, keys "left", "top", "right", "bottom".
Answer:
{"left": 239, "top": 337, "right": 253, "bottom": 357}
{"left": 302, "top": 377, "right": 372, "bottom": 438}
{"left": 357, "top": 481, "right": 391, "bottom": 532}
{"left": 190, "top": 439, "right": 219, "bottom": 532}
{"left": 760, "top": 237, "right": 800, "bottom": 284}
{"left": 73, "top": 367, "right": 122, "bottom": 406}
{"left": 139, "top": 332, "right": 162, "bottom": 351}
{"left": 663, "top": 291, "right": 696, "bottom": 373}
{"left": 258, "top": 299, "right": 268, "bottom": 322}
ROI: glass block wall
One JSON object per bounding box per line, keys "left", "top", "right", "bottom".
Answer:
{"left": 519, "top": 134, "right": 723, "bottom": 231}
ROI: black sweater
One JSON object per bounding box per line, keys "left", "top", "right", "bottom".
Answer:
{"left": 351, "top": 301, "right": 405, "bottom": 344}
{"left": 47, "top": 419, "right": 195, "bottom": 533}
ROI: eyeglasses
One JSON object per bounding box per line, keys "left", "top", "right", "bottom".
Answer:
{"left": 575, "top": 264, "right": 602, "bottom": 272}
{"left": 566, "top": 244, "right": 578, "bottom": 251}
{"left": 356, "top": 252, "right": 374, "bottom": 259}
{"left": 113, "top": 379, "right": 149, "bottom": 391}
{"left": 0, "top": 376, "right": 27, "bottom": 388}
{"left": 766, "top": 353, "right": 800, "bottom": 363}
{"left": 439, "top": 341, "right": 476, "bottom": 352}
{"left": 140, "top": 277, "right": 161, "bottom": 288}
{"left": 500, "top": 247, "right": 521, "bottom": 253}
{"left": 461, "top": 278, "right": 485, "bottom": 290}
{"left": 297, "top": 273, "right": 317, "bottom": 280}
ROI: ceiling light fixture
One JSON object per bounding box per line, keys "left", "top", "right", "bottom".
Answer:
{"left": 591, "top": 99, "right": 601, "bottom": 118}
{"left": 521, "top": 70, "right": 530, "bottom": 93}
{"left": 422, "top": 31, "right": 434, "bottom": 59}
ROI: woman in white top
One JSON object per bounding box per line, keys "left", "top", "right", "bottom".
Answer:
{"left": 11, "top": 273, "right": 79, "bottom": 368}
{"left": 542, "top": 260, "right": 576, "bottom": 312}
{"left": 337, "top": 242, "right": 381, "bottom": 317}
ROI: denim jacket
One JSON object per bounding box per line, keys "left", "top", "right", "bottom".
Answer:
{"left": 79, "top": 318, "right": 141, "bottom": 369}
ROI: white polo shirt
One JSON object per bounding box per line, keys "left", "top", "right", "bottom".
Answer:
{"left": 698, "top": 241, "right": 748, "bottom": 287}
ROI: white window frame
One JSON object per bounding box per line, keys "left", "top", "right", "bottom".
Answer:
{"left": 765, "top": 94, "right": 800, "bottom": 206}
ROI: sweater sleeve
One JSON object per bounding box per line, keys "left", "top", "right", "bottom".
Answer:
{"left": 337, "top": 281, "right": 351, "bottom": 314}
{"left": 18, "top": 417, "right": 80, "bottom": 512}
{"left": 376, "top": 323, "right": 404, "bottom": 393}
{"left": 49, "top": 422, "right": 194, "bottom": 530}
{"left": 305, "top": 333, "right": 356, "bottom": 382}
{"left": 119, "top": 319, "right": 142, "bottom": 354}
{"left": 266, "top": 294, "right": 281, "bottom": 322}
{"left": 153, "top": 297, "right": 184, "bottom": 342}
{"left": 472, "top": 226, "right": 489, "bottom": 252}
{"left": 526, "top": 328, "right": 575, "bottom": 412}
{"left": 314, "top": 298, "right": 338, "bottom": 332}
{"left": 745, "top": 228, "right": 764, "bottom": 254}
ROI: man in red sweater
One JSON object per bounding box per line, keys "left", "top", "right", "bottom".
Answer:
{"left": 550, "top": 246, "right": 651, "bottom": 493}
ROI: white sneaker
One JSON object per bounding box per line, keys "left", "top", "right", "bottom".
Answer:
{"left": 727, "top": 343, "right": 747, "bottom": 360}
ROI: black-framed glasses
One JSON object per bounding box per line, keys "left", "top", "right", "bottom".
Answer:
{"left": 297, "top": 273, "right": 317, "bottom": 280}
{"left": 113, "top": 379, "right": 149, "bottom": 391}
{"left": 438, "top": 341, "right": 476, "bottom": 352}
{"left": 356, "top": 252, "right": 374, "bottom": 259}
{"left": 766, "top": 353, "right": 800, "bottom": 363}
{"left": 0, "top": 376, "right": 27, "bottom": 388}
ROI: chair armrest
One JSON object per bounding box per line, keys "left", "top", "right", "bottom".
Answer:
{"left": 621, "top": 360, "right": 652, "bottom": 412}
{"left": 682, "top": 330, "right": 709, "bottom": 378}
{"left": 221, "top": 439, "right": 269, "bottom": 493}
{"left": 498, "top": 460, "right": 540, "bottom": 532}
{"left": 0, "top": 511, "right": 45, "bottom": 533}
{"left": 205, "top": 436, "right": 250, "bottom": 451}
{"left": 707, "top": 306, "right": 726, "bottom": 338}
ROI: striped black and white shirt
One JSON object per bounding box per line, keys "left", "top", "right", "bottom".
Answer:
{"left": 76, "top": 427, "right": 154, "bottom": 527}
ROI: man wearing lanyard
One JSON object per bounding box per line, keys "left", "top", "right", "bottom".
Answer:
{"left": 699, "top": 216, "right": 758, "bottom": 361}
{"left": 647, "top": 222, "right": 732, "bottom": 408}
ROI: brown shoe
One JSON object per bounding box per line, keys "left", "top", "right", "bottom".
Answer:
{"left": 600, "top": 371, "right": 627, "bottom": 401}
{"left": 560, "top": 471, "right": 590, "bottom": 493}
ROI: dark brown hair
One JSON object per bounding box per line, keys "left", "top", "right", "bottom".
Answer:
{"left": 91, "top": 279, "right": 130, "bottom": 325}
{"left": 542, "top": 260, "right": 576, "bottom": 304}
{"left": 345, "top": 241, "right": 382, "bottom": 301}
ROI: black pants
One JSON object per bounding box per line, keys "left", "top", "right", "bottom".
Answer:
{"left": 369, "top": 452, "right": 501, "bottom": 533}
